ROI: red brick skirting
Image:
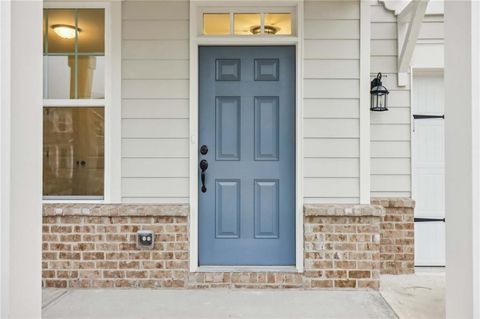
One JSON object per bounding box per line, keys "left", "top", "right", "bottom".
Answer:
{"left": 42, "top": 204, "right": 189, "bottom": 288}
{"left": 42, "top": 201, "right": 412, "bottom": 289}
{"left": 303, "top": 205, "right": 383, "bottom": 289}
{"left": 371, "top": 198, "right": 415, "bottom": 274}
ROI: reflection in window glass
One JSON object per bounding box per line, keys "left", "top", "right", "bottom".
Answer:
{"left": 234, "top": 13, "right": 261, "bottom": 35}
{"left": 43, "top": 107, "right": 104, "bottom": 197}
{"left": 46, "top": 56, "right": 71, "bottom": 99}
{"left": 43, "top": 9, "right": 105, "bottom": 99}
{"left": 265, "top": 13, "right": 292, "bottom": 35}
{"left": 77, "top": 9, "right": 105, "bottom": 53}
{"left": 45, "top": 9, "right": 77, "bottom": 54}
{"left": 203, "top": 13, "right": 230, "bottom": 35}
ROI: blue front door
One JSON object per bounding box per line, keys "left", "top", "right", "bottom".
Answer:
{"left": 198, "top": 46, "right": 296, "bottom": 266}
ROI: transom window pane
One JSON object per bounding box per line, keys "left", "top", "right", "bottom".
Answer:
{"left": 43, "top": 107, "right": 105, "bottom": 197}
{"left": 203, "top": 13, "right": 230, "bottom": 35}
{"left": 43, "top": 9, "right": 105, "bottom": 99}
{"left": 265, "top": 13, "right": 292, "bottom": 35}
{"left": 202, "top": 11, "right": 293, "bottom": 36}
{"left": 234, "top": 13, "right": 261, "bottom": 35}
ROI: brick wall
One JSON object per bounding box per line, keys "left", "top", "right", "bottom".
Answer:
{"left": 303, "top": 205, "right": 383, "bottom": 289}
{"left": 42, "top": 204, "right": 189, "bottom": 288}
{"left": 372, "top": 198, "right": 415, "bottom": 275}
{"left": 43, "top": 203, "right": 394, "bottom": 289}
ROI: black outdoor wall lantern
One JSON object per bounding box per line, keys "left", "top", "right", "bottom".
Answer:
{"left": 370, "top": 72, "right": 389, "bottom": 112}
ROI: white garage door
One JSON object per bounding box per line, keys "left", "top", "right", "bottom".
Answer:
{"left": 412, "top": 72, "right": 446, "bottom": 266}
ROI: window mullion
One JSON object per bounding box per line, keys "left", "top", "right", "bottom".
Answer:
{"left": 74, "top": 9, "right": 79, "bottom": 99}
{"left": 261, "top": 12, "right": 265, "bottom": 35}
{"left": 43, "top": 99, "right": 106, "bottom": 107}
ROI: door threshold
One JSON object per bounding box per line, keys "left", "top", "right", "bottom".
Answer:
{"left": 196, "top": 266, "right": 299, "bottom": 273}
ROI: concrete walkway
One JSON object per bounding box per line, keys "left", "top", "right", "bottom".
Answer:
{"left": 380, "top": 268, "right": 445, "bottom": 319}
{"left": 43, "top": 289, "right": 397, "bottom": 319}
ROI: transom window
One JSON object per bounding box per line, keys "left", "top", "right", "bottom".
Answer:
{"left": 203, "top": 12, "right": 293, "bottom": 36}
{"left": 43, "top": 8, "right": 106, "bottom": 199}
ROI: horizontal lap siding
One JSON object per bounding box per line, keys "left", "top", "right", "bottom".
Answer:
{"left": 122, "top": 1, "right": 189, "bottom": 203}
{"left": 120, "top": 1, "right": 408, "bottom": 203}
{"left": 412, "top": 14, "right": 444, "bottom": 68}
{"left": 304, "top": 0, "right": 360, "bottom": 203}
{"left": 370, "top": 2, "right": 411, "bottom": 198}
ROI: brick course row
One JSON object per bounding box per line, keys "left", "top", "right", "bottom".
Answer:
{"left": 42, "top": 201, "right": 413, "bottom": 289}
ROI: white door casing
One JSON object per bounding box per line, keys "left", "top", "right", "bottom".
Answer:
{"left": 412, "top": 71, "right": 445, "bottom": 266}
{"left": 188, "top": 0, "right": 304, "bottom": 272}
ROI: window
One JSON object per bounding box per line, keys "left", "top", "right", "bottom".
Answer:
{"left": 43, "top": 8, "right": 106, "bottom": 199}
{"left": 203, "top": 13, "right": 230, "bottom": 35}
{"left": 234, "top": 13, "right": 261, "bottom": 35}
{"left": 202, "top": 12, "right": 293, "bottom": 36}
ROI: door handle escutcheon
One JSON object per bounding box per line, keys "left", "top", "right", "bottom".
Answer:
{"left": 200, "top": 159, "right": 208, "bottom": 193}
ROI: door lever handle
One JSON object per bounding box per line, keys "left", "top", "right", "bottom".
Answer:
{"left": 200, "top": 160, "right": 208, "bottom": 193}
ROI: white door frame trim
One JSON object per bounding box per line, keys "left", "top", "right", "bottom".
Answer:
{"left": 189, "top": 0, "right": 304, "bottom": 272}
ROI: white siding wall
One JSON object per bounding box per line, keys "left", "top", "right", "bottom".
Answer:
{"left": 370, "top": 2, "right": 412, "bottom": 198}
{"left": 120, "top": 0, "right": 413, "bottom": 203}
{"left": 303, "top": 0, "right": 361, "bottom": 204}
{"left": 412, "top": 14, "right": 444, "bottom": 68}
{"left": 121, "top": 1, "right": 190, "bottom": 203}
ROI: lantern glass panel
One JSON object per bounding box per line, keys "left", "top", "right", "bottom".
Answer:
{"left": 371, "top": 86, "right": 388, "bottom": 111}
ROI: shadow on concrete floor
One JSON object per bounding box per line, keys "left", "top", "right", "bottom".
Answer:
{"left": 43, "top": 289, "right": 397, "bottom": 319}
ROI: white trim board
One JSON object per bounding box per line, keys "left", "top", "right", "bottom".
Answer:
{"left": 0, "top": 1, "right": 11, "bottom": 316}
{"left": 359, "top": 1, "right": 371, "bottom": 204}
{"left": 189, "top": 0, "right": 304, "bottom": 272}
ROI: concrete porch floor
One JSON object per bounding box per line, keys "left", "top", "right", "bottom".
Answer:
{"left": 42, "top": 289, "right": 397, "bottom": 319}
{"left": 380, "top": 268, "right": 445, "bottom": 319}
{"left": 42, "top": 269, "right": 445, "bottom": 319}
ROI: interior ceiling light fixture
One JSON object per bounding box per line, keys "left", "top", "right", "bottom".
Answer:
{"left": 250, "top": 25, "right": 279, "bottom": 35}
{"left": 51, "top": 24, "right": 81, "bottom": 39}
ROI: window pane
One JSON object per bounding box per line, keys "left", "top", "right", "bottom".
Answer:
{"left": 203, "top": 13, "right": 230, "bottom": 35}
{"left": 45, "top": 9, "right": 77, "bottom": 54}
{"left": 45, "top": 56, "right": 72, "bottom": 99}
{"left": 77, "top": 9, "right": 105, "bottom": 53}
{"left": 43, "top": 9, "right": 105, "bottom": 99}
{"left": 89, "top": 56, "right": 105, "bottom": 99}
{"left": 234, "top": 13, "right": 261, "bottom": 35}
{"left": 43, "top": 107, "right": 104, "bottom": 197}
{"left": 265, "top": 13, "right": 292, "bottom": 35}
{"left": 76, "top": 55, "right": 105, "bottom": 99}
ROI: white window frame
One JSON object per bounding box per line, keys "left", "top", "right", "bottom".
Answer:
{"left": 199, "top": 7, "right": 297, "bottom": 37}
{"left": 189, "top": 0, "right": 304, "bottom": 272}
{"left": 42, "top": 1, "right": 121, "bottom": 203}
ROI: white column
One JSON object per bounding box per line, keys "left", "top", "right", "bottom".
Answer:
{"left": 0, "top": 0, "right": 43, "bottom": 317}
{"left": 0, "top": 1, "right": 11, "bottom": 317}
{"left": 359, "top": 0, "right": 371, "bottom": 204}
{"left": 445, "top": 1, "right": 480, "bottom": 318}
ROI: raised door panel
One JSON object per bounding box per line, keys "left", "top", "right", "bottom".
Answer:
{"left": 254, "top": 59, "right": 279, "bottom": 81}
{"left": 215, "top": 180, "right": 240, "bottom": 239}
{"left": 254, "top": 180, "right": 279, "bottom": 239}
{"left": 254, "top": 97, "right": 279, "bottom": 161}
{"left": 215, "top": 96, "right": 241, "bottom": 161}
{"left": 216, "top": 59, "right": 241, "bottom": 81}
